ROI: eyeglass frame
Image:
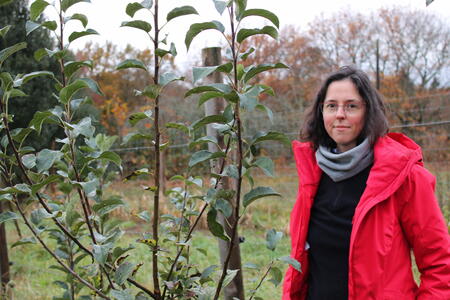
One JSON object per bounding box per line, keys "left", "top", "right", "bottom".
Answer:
{"left": 320, "top": 100, "right": 366, "bottom": 115}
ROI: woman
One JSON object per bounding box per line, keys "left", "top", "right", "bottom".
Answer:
{"left": 282, "top": 66, "right": 450, "bottom": 300}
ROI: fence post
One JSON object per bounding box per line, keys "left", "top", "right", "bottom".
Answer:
{"left": 0, "top": 200, "right": 11, "bottom": 297}
{"left": 202, "top": 47, "right": 245, "bottom": 300}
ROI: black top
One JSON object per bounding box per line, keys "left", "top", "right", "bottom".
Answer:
{"left": 306, "top": 165, "right": 371, "bottom": 300}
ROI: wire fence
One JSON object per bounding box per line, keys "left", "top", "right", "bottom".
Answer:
{"left": 112, "top": 92, "right": 449, "bottom": 208}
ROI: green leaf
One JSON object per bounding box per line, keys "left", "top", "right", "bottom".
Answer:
{"left": 240, "top": 47, "right": 255, "bottom": 61}
{"left": 64, "top": 60, "right": 93, "bottom": 80}
{"left": 235, "top": 0, "right": 247, "bottom": 17}
{"left": 98, "top": 151, "right": 122, "bottom": 168}
{"left": 237, "top": 26, "right": 278, "bottom": 44}
{"left": 200, "top": 264, "right": 218, "bottom": 283}
{"left": 67, "top": 13, "right": 88, "bottom": 27}
{"left": 243, "top": 186, "right": 281, "bottom": 207}
{"left": 110, "top": 289, "right": 134, "bottom": 300}
{"left": 212, "top": 0, "right": 227, "bottom": 15}
{"left": 239, "top": 9, "right": 279, "bottom": 28}
{"left": 30, "top": 0, "right": 49, "bottom": 21}
{"left": 14, "top": 71, "right": 54, "bottom": 87}
{"left": 11, "top": 237, "right": 37, "bottom": 248}
{"left": 222, "top": 164, "right": 239, "bottom": 179}
{"left": 95, "top": 134, "right": 117, "bottom": 152}
{"left": 77, "top": 179, "right": 98, "bottom": 197}
{"left": 159, "top": 72, "right": 183, "bottom": 86}
{"left": 0, "top": 211, "right": 19, "bottom": 224}
{"left": 115, "top": 262, "right": 135, "bottom": 285}
{"left": 215, "top": 198, "right": 232, "bottom": 218}
{"left": 22, "top": 154, "right": 36, "bottom": 169}
{"left": 70, "top": 116, "right": 95, "bottom": 138}
{"left": 59, "top": 78, "right": 102, "bottom": 105}
{"left": 122, "top": 132, "right": 152, "bottom": 145}
{"left": 128, "top": 110, "right": 152, "bottom": 126}
{"left": 135, "top": 84, "right": 160, "bottom": 99}
{"left": 0, "top": 184, "right": 31, "bottom": 196}
{"left": 167, "top": 6, "right": 198, "bottom": 22}
{"left": 41, "top": 21, "right": 57, "bottom": 31}
{"left": 137, "top": 210, "right": 150, "bottom": 222}
{"left": 36, "top": 149, "right": 63, "bottom": 173}
{"left": 188, "top": 150, "right": 225, "bottom": 168}
{"left": 61, "top": 0, "right": 90, "bottom": 12}
{"left": 31, "top": 208, "right": 56, "bottom": 226}
{"left": 252, "top": 131, "right": 290, "bottom": 146}
{"left": 185, "top": 21, "right": 225, "bottom": 50}
{"left": 120, "top": 20, "right": 152, "bottom": 33}
{"left": 93, "top": 197, "right": 125, "bottom": 216}
{"left": 31, "top": 174, "right": 60, "bottom": 194}
{"left": 135, "top": 292, "right": 151, "bottom": 300}
{"left": 185, "top": 83, "right": 232, "bottom": 98}
{"left": 193, "top": 66, "right": 217, "bottom": 84}
{"left": 9, "top": 89, "right": 27, "bottom": 98}
{"left": 192, "top": 63, "right": 232, "bottom": 83}
{"left": 92, "top": 243, "right": 112, "bottom": 265}
{"left": 68, "top": 29, "right": 98, "bottom": 43}
{"left": 223, "top": 269, "right": 239, "bottom": 288}
{"left": 254, "top": 156, "right": 274, "bottom": 177}
{"left": 155, "top": 42, "right": 177, "bottom": 58}
{"left": 125, "top": 2, "right": 146, "bottom": 17}
{"left": 192, "top": 115, "right": 227, "bottom": 130}
{"left": 239, "top": 85, "right": 264, "bottom": 111}
{"left": 33, "top": 48, "right": 48, "bottom": 61}
{"left": 116, "top": 59, "right": 147, "bottom": 71}
{"left": 266, "top": 229, "right": 283, "bottom": 251}
{"left": 29, "top": 111, "right": 58, "bottom": 134}
{"left": 269, "top": 266, "right": 283, "bottom": 286}
{"left": 166, "top": 122, "right": 189, "bottom": 134}
{"left": 10, "top": 128, "right": 33, "bottom": 144}
{"left": 0, "top": 25, "right": 11, "bottom": 39}
{"left": 207, "top": 208, "right": 229, "bottom": 241}
{"left": 243, "top": 63, "right": 288, "bottom": 83}
{"left": 189, "top": 150, "right": 212, "bottom": 167}
{"left": 189, "top": 136, "right": 218, "bottom": 149}
{"left": 0, "top": 42, "right": 27, "bottom": 68}
{"left": 25, "top": 21, "right": 41, "bottom": 36}
{"left": 278, "top": 256, "right": 301, "bottom": 272}
{"left": 256, "top": 103, "right": 274, "bottom": 124}
{"left": 198, "top": 91, "right": 224, "bottom": 106}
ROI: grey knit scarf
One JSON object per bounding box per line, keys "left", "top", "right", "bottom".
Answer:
{"left": 315, "top": 138, "right": 374, "bottom": 182}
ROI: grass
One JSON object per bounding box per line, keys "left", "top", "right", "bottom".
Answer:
{"left": 3, "top": 168, "right": 448, "bottom": 299}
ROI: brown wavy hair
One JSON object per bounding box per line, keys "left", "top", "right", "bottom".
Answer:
{"left": 300, "top": 66, "right": 389, "bottom": 150}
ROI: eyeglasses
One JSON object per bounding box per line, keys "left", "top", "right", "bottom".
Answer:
{"left": 322, "top": 102, "right": 365, "bottom": 115}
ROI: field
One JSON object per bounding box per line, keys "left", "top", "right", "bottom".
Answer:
{"left": 4, "top": 167, "right": 448, "bottom": 299}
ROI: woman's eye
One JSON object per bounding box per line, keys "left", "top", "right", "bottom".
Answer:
{"left": 326, "top": 103, "right": 336, "bottom": 108}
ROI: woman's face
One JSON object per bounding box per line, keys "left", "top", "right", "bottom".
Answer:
{"left": 322, "top": 79, "right": 366, "bottom": 152}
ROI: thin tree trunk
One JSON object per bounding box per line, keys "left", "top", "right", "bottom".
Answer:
{"left": 202, "top": 47, "right": 245, "bottom": 300}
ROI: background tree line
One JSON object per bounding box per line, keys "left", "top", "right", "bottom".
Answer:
{"left": 73, "top": 6, "right": 449, "bottom": 175}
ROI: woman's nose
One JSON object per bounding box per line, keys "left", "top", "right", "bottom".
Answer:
{"left": 335, "top": 106, "right": 346, "bottom": 118}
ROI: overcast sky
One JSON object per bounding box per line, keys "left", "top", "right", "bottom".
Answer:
{"left": 65, "top": 0, "right": 450, "bottom": 66}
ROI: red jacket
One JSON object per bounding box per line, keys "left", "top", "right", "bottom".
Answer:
{"left": 282, "top": 133, "right": 450, "bottom": 300}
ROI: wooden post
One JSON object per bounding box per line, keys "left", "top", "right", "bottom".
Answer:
{"left": 376, "top": 39, "right": 380, "bottom": 90}
{"left": 202, "top": 47, "right": 245, "bottom": 300}
{"left": 0, "top": 201, "right": 11, "bottom": 296}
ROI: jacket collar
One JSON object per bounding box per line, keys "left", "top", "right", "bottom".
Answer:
{"left": 292, "top": 133, "right": 423, "bottom": 195}
{"left": 362, "top": 132, "right": 423, "bottom": 201}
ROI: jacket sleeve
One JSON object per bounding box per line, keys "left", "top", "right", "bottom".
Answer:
{"left": 399, "top": 165, "right": 450, "bottom": 299}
